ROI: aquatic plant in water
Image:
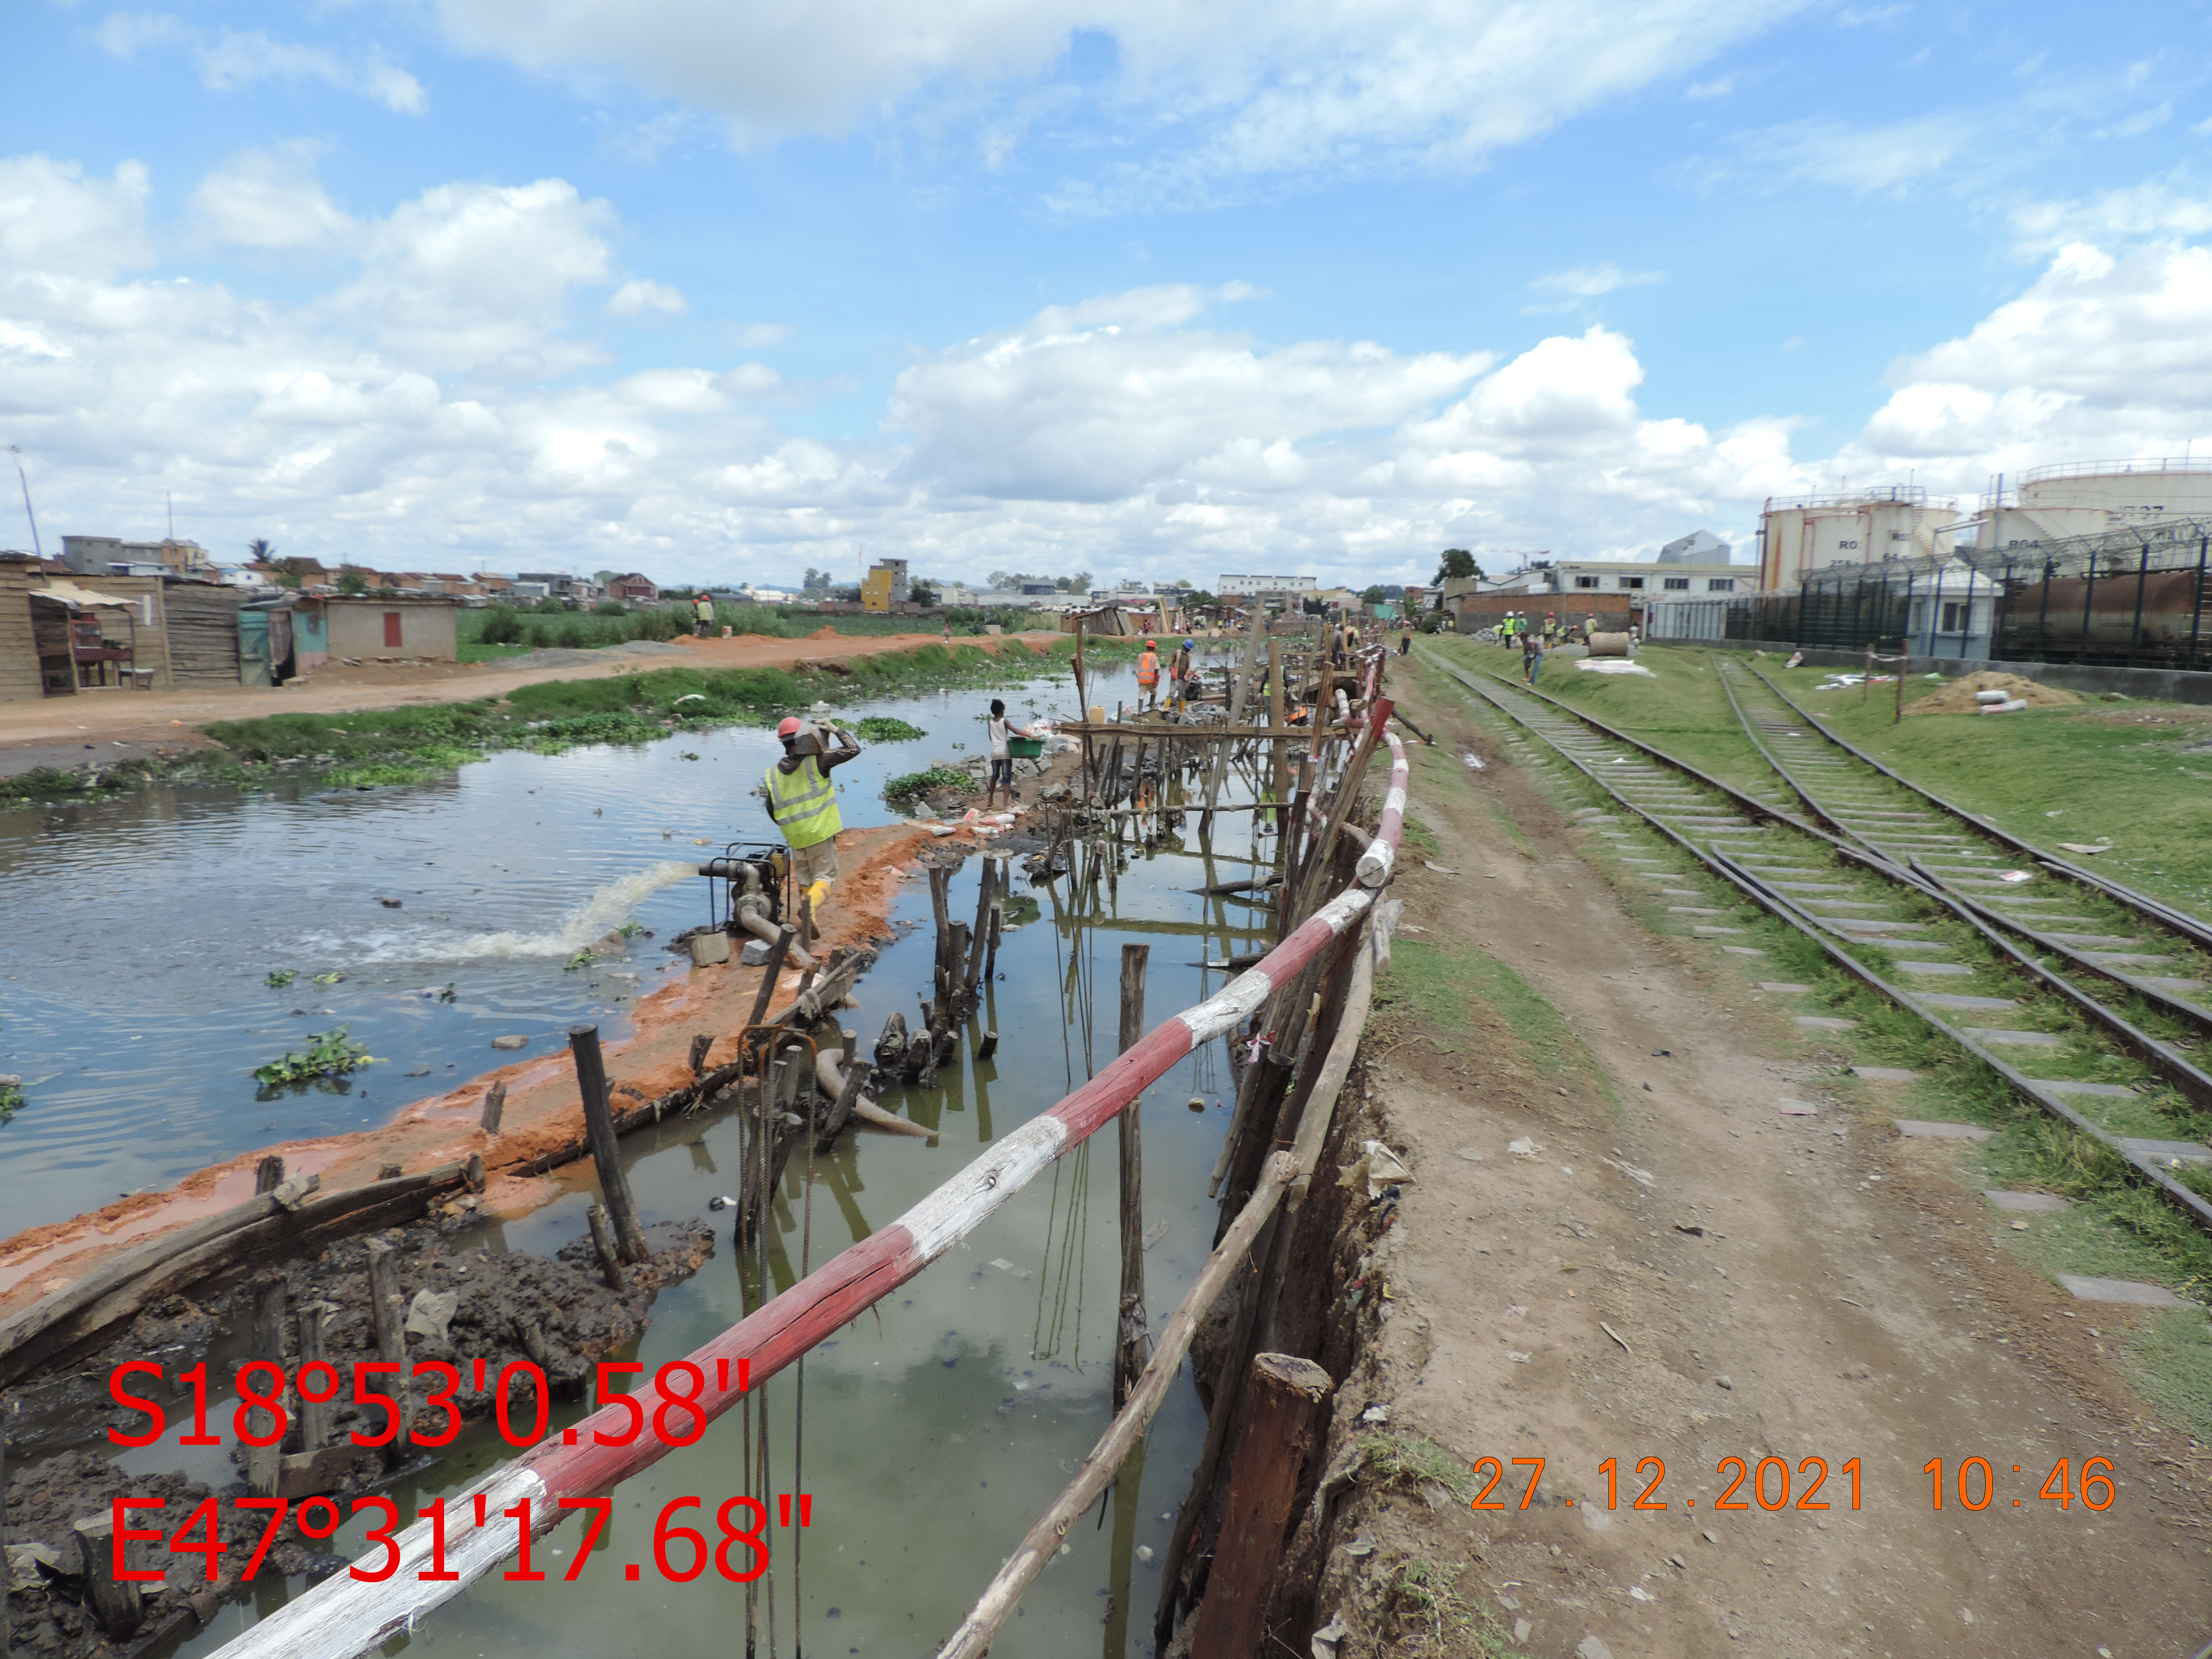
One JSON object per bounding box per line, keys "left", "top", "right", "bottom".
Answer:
{"left": 853, "top": 717, "right": 927, "bottom": 741}
{"left": 884, "top": 766, "right": 972, "bottom": 803}
{"left": 0, "top": 1083, "right": 23, "bottom": 1123}
{"left": 254, "top": 1027, "right": 378, "bottom": 1089}
{"left": 265, "top": 969, "right": 296, "bottom": 987}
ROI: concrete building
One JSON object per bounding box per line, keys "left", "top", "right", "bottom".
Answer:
{"left": 862, "top": 558, "right": 911, "bottom": 611}
{"left": 1757, "top": 488, "right": 1959, "bottom": 590}
{"left": 1946, "top": 458, "right": 2212, "bottom": 552}
{"left": 59, "top": 535, "right": 215, "bottom": 578}
{"left": 1217, "top": 573, "right": 1316, "bottom": 597}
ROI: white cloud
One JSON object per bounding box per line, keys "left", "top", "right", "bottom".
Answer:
{"left": 431, "top": 0, "right": 1806, "bottom": 202}
{"left": 1524, "top": 264, "right": 1664, "bottom": 312}
{"left": 607, "top": 277, "right": 689, "bottom": 318}
{"left": 727, "top": 322, "right": 792, "bottom": 349}
{"left": 2012, "top": 172, "right": 2212, "bottom": 254}
{"left": 95, "top": 12, "right": 428, "bottom": 114}
{"left": 1, "top": 150, "right": 1823, "bottom": 586}
{"left": 338, "top": 179, "right": 617, "bottom": 368}
{"left": 1835, "top": 4, "right": 1909, "bottom": 24}
{"left": 1848, "top": 237, "right": 2212, "bottom": 489}
{"left": 1725, "top": 113, "right": 1973, "bottom": 194}
{"left": 189, "top": 144, "right": 359, "bottom": 253}
{"left": 0, "top": 155, "right": 152, "bottom": 277}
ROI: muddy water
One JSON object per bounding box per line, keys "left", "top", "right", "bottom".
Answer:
{"left": 0, "top": 670, "right": 1091, "bottom": 1233}
{"left": 8, "top": 654, "right": 1287, "bottom": 1657}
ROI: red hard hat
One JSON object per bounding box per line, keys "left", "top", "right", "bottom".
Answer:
{"left": 777, "top": 717, "right": 803, "bottom": 738}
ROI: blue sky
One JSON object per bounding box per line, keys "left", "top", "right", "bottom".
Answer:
{"left": 5, "top": 0, "right": 2211, "bottom": 589}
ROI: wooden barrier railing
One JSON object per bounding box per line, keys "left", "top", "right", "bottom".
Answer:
{"left": 204, "top": 719, "right": 1407, "bottom": 1659}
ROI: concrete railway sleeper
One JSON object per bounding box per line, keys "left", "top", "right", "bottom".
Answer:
{"left": 1717, "top": 655, "right": 2212, "bottom": 1042}
{"left": 1429, "top": 656, "right": 2212, "bottom": 1245}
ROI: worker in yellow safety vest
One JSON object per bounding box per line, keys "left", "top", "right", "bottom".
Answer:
{"left": 694, "top": 593, "right": 715, "bottom": 637}
{"left": 1136, "top": 638, "right": 1161, "bottom": 709}
{"left": 766, "top": 716, "right": 861, "bottom": 903}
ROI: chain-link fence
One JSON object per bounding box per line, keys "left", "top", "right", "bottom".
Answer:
{"left": 1649, "top": 519, "right": 2212, "bottom": 668}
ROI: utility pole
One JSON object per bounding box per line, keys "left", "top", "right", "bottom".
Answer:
{"left": 7, "top": 446, "right": 42, "bottom": 558}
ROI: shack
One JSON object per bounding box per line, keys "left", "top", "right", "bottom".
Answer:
{"left": 324, "top": 595, "right": 458, "bottom": 661}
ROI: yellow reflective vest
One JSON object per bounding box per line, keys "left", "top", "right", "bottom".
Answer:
{"left": 765, "top": 755, "right": 842, "bottom": 850}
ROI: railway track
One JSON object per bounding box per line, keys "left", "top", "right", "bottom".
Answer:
{"left": 1425, "top": 650, "right": 2212, "bottom": 1242}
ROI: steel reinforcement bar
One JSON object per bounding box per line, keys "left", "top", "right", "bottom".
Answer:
{"left": 203, "top": 722, "right": 1409, "bottom": 1659}
{"left": 1432, "top": 659, "right": 2212, "bottom": 1238}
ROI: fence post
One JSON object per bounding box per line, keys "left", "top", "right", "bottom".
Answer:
{"left": 2129, "top": 542, "right": 2151, "bottom": 668}
{"left": 1996, "top": 559, "right": 2016, "bottom": 661}
{"left": 2191, "top": 538, "right": 2209, "bottom": 673}
{"left": 569, "top": 1024, "right": 650, "bottom": 1264}
{"left": 1114, "top": 943, "right": 1150, "bottom": 1411}
{"left": 2081, "top": 552, "right": 2099, "bottom": 665}
{"left": 2036, "top": 556, "right": 2053, "bottom": 660}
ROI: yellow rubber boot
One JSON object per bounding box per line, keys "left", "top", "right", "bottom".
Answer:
{"left": 807, "top": 878, "right": 831, "bottom": 910}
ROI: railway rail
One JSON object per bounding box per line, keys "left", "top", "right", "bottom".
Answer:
{"left": 1424, "top": 651, "right": 2212, "bottom": 1242}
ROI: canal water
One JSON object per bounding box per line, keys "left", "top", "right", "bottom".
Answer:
{"left": 4, "top": 651, "right": 1288, "bottom": 1657}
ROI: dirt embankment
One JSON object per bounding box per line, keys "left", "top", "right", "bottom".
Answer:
{"left": 1257, "top": 662, "right": 2210, "bottom": 1658}
{"left": 0, "top": 628, "right": 1064, "bottom": 774}
{"left": 1905, "top": 670, "right": 2082, "bottom": 715}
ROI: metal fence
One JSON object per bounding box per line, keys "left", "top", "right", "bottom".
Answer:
{"left": 1684, "top": 518, "right": 2212, "bottom": 668}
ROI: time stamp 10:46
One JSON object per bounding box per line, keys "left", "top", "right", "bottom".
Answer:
{"left": 1470, "top": 1455, "right": 2120, "bottom": 1514}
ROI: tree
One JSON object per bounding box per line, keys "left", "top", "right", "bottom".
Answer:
{"left": 1359, "top": 585, "right": 1387, "bottom": 604}
{"left": 910, "top": 582, "right": 939, "bottom": 606}
{"left": 335, "top": 570, "right": 368, "bottom": 596}
{"left": 802, "top": 567, "right": 831, "bottom": 592}
{"left": 269, "top": 556, "right": 317, "bottom": 589}
{"left": 1434, "top": 548, "right": 1481, "bottom": 585}
{"left": 246, "top": 537, "right": 275, "bottom": 563}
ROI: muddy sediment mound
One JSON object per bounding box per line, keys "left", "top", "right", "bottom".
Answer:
{"left": 4, "top": 1214, "right": 714, "bottom": 1659}
{"left": 1905, "top": 670, "right": 2080, "bottom": 715}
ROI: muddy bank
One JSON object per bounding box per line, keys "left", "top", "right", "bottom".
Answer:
{"left": 4, "top": 1210, "right": 713, "bottom": 1659}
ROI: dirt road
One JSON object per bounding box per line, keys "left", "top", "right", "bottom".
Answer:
{"left": 0, "top": 629, "right": 1062, "bottom": 776}
{"left": 1315, "top": 655, "right": 2211, "bottom": 1657}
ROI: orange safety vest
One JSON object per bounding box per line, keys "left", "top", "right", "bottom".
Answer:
{"left": 1137, "top": 649, "right": 1159, "bottom": 686}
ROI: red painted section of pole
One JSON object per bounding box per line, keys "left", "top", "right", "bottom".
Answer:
{"left": 518, "top": 1221, "right": 916, "bottom": 1497}
{"left": 1045, "top": 1022, "right": 1195, "bottom": 1138}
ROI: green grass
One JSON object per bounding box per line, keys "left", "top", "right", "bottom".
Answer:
{"left": 1378, "top": 937, "right": 1586, "bottom": 1080}
{"left": 455, "top": 600, "right": 1057, "bottom": 659}
{"left": 1743, "top": 652, "right": 2212, "bottom": 923}
{"left": 2122, "top": 1309, "right": 2212, "bottom": 1443}
{"left": 1359, "top": 1433, "right": 1477, "bottom": 1502}
{"left": 1, "top": 638, "right": 1092, "bottom": 807}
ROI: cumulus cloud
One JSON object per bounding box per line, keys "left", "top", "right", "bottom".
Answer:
{"left": 2, "top": 150, "right": 1826, "bottom": 585}
{"left": 96, "top": 12, "right": 429, "bottom": 114}
{"left": 189, "top": 144, "right": 359, "bottom": 253}
{"left": 607, "top": 277, "right": 689, "bottom": 318}
{"left": 430, "top": 0, "right": 1804, "bottom": 200}
{"left": 2011, "top": 172, "right": 2212, "bottom": 255}
{"left": 0, "top": 154, "right": 152, "bottom": 277}
{"left": 1847, "top": 237, "right": 2212, "bottom": 491}
{"left": 1524, "top": 263, "right": 1664, "bottom": 313}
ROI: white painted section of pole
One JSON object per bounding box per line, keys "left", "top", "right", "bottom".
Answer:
{"left": 900, "top": 1115, "right": 1070, "bottom": 1261}
{"left": 206, "top": 1466, "right": 547, "bottom": 1659}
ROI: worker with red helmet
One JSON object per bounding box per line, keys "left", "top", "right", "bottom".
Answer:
{"left": 1136, "top": 638, "right": 1161, "bottom": 710}
{"left": 766, "top": 714, "right": 860, "bottom": 902}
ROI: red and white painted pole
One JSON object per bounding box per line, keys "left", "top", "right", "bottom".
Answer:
{"left": 209, "top": 721, "right": 1407, "bottom": 1659}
